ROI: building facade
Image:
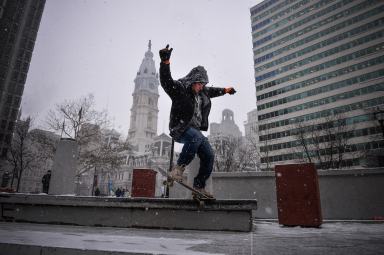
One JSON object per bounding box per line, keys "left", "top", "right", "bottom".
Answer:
{"left": 251, "top": 0, "right": 384, "bottom": 169}
{"left": 244, "top": 108, "right": 258, "bottom": 140}
{"left": 18, "top": 128, "right": 59, "bottom": 193}
{"left": 127, "top": 40, "right": 160, "bottom": 153}
{"left": 244, "top": 108, "right": 260, "bottom": 171}
{"left": 210, "top": 109, "right": 242, "bottom": 138}
{"left": 0, "top": 0, "right": 46, "bottom": 158}
{"left": 209, "top": 109, "right": 246, "bottom": 172}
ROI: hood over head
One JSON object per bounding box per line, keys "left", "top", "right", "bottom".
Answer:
{"left": 178, "top": 66, "right": 209, "bottom": 87}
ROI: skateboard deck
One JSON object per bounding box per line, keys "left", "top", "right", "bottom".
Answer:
{"left": 167, "top": 175, "right": 215, "bottom": 205}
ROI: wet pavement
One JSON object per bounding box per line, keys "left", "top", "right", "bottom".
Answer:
{"left": 0, "top": 220, "right": 383, "bottom": 255}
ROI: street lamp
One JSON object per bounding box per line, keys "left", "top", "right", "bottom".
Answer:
{"left": 374, "top": 110, "right": 384, "bottom": 138}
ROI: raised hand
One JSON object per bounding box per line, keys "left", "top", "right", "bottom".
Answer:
{"left": 159, "top": 44, "right": 173, "bottom": 63}
{"left": 224, "top": 87, "right": 237, "bottom": 95}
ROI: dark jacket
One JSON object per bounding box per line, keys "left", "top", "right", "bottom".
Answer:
{"left": 159, "top": 63, "right": 225, "bottom": 140}
{"left": 42, "top": 173, "right": 51, "bottom": 186}
{"left": 42, "top": 172, "right": 51, "bottom": 193}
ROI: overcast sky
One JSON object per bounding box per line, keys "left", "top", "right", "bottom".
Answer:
{"left": 22, "top": 0, "right": 262, "bottom": 138}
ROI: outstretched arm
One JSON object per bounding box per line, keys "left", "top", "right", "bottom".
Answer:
{"left": 206, "top": 86, "right": 237, "bottom": 98}
{"left": 159, "top": 45, "right": 181, "bottom": 98}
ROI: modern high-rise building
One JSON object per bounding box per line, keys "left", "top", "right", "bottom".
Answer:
{"left": 127, "top": 40, "right": 160, "bottom": 153}
{"left": 251, "top": 0, "right": 384, "bottom": 169}
{"left": 0, "top": 0, "right": 46, "bottom": 158}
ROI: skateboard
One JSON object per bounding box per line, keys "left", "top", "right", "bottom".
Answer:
{"left": 165, "top": 138, "right": 215, "bottom": 206}
{"left": 168, "top": 175, "right": 216, "bottom": 206}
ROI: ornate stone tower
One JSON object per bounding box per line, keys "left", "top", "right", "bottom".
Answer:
{"left": 210, "top": 109, "right": 242, "bottom": 138}
{"left": 127, "top": 40, "right": 159, "bottom": 153}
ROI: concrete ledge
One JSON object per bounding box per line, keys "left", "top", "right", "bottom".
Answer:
{"left": 0, "top": 193, "right": 257, "bottom": 232}
{"left": 212, "top": 168, "right": 384, "bottom": 178}
{"left": 212, "top": 168, "right": 384, "bottom": 219}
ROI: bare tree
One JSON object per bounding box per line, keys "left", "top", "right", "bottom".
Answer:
{"left": 6, "top": 117, "right": 48, "bottom": 192}
{"left": 292, "top": 121, "right": 313, "bottom": 164}
{"left": 373, "top": 109, "right": 384, "bottom": 138}
{"left": 292, "top": 113, "right": 357, "bottom": 169}
{"left": 308, "top": 124, "right": 322, "bottom": 165}
{"left": 212, "top": 138, "right": 231, "bottom": 172}
{"left": 28, "top": 129, "right": 59, "bottom": 160}
{"left": 244, "top": 135, "right": 262, "bottom": 171}
{"left": 364, "top": 106, "right": 384, "bottom": 140}
{"left": 256, "top": 127, "right": 273, "bottom": 171}
{"left": 45, "top": 94, "right": 136, "bottom": 196}
{"left": 79, "top": 134, "right": 130, "bottom": 176}
{"left": 45, "top": 94, "right": 114, "bottom": 175}
{"left": 79, "top": 134, "right": 131, "bottom": 195}
{"left": 46, "top": 94, "right": 108, "bottom": 141}
{"left": 236, "top": 139, "right": 258, "bottom": 171}
{"left": 212, "top": 136, "right": 258, "bottom": 172}
{"left": 7, "top": 117, "right": 32, "bottom": 191}
{"left": 362, "top": 106, "right": 384, "bottom": 167}
{"left": 212, "top": 137, "right": 236, "bottom": 172}
{"left": 291, "top": 118, "right": 332, "bottom": 167}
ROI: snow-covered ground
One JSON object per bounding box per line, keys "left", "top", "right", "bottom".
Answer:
{"left": 0, "top": 221, "right": 383, "bottom": 255}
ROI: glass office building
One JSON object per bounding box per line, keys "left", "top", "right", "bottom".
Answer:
{"left": 251, "top": 0, "right": 384, "bottom": 169}
{"left": 0, "top": 0, "right": 46, "bottom": 158}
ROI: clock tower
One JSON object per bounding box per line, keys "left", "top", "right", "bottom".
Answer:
{"left": 127, "top": 40, "right": 159, "bottom": 153}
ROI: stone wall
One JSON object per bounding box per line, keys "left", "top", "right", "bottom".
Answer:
{"left": 212, "top": 168, "right": 384, "bottom": 220}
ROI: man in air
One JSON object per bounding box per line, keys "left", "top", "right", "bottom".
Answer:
{"left": 159, "top": 44, "right": 236, "bottom": 198}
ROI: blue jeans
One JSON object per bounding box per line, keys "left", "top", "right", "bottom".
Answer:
{"left": 176, "top": 127, "right": 214, "bottom": 189}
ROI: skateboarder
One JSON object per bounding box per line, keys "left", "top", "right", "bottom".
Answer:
{"left": 159, "top": 44, "right": 236, "bottom": 198}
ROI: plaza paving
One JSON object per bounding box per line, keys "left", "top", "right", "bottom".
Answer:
{"left": 0, "top": 220, "right": 383, "bottom": 254}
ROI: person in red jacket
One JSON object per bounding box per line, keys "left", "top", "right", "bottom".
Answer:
{"left": 159, "top": 44, "right": 236, "bottom": 198}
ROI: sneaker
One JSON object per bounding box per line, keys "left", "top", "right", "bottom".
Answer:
{"left": 169, "top": 165, "right": 185, "bottom": 182}
{"left": 194, "top": 187, "right": 214, "bottom": 199}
